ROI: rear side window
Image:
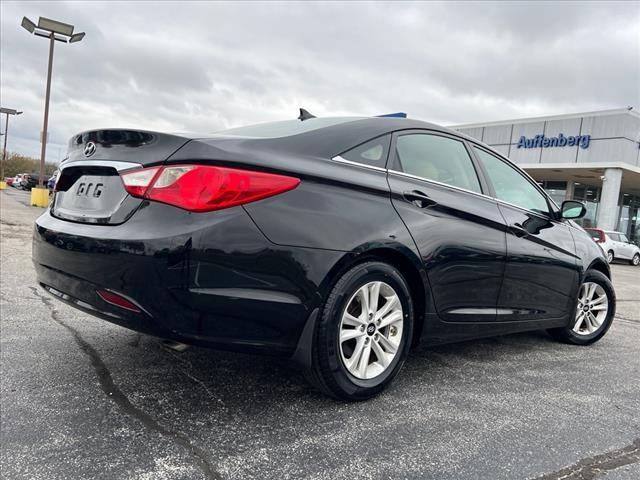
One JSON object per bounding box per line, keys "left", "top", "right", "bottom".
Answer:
{"left": 339, "top": 135, "right": 391, "bottom": 169}
{"left": 473, "top": 147, "right": 550, "bottom": 214}
{"left": 394, "top": 134, "right": 482, "bottom": 193}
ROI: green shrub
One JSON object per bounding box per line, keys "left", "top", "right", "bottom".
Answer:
{"left": 1, "top": 152, "right": 58, "bottom": 178}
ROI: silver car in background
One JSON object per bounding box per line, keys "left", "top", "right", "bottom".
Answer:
{"left": 586, "top": 228, "right": 640, "bottom": 266}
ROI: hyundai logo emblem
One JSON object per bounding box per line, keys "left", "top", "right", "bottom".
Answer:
{"left": 83, "top": 142, "right": 97, "bottom": 157}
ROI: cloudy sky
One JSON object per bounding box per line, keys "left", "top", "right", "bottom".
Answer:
{"left": 1, "top": 1, "right": 639, "bottom": 162}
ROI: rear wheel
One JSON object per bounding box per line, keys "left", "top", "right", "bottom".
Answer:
{"left": 548, "top": 270, "right": 615, "bottom": 345}
{"left": 630, "top": 253, "right": 639, "bottom": 266}
{"left": 305, "top": 261, "right": 413, "bottom": 400}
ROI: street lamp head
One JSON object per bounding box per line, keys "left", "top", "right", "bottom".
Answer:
{"left": 69, "top": 32, "right": 86, "bottom": 43}
{"left": 19, "top": 15, "right": 84, "bottom": 189}
{"left": 21, "top": 16, "right": 36, "bottom": 34}
{"left": 22, "top": 16, "right": 83, "bottom": 43}
{"left": 0, "top": 108, "right": 23, "bottom": 116}
{"left": 38, "top": 17, "right": 74, "bottom": 36}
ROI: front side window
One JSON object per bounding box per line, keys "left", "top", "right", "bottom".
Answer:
{"left": 473, "top": 147, "right": 549, "bottom": 214}
{"left": 394, "top": 134, "right": 482, "bottom": 193}
{"left": 339, "top": 135, "right": 391, "bottom": 169}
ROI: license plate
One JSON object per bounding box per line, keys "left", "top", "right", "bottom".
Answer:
{"left": 75, "top": 176, "right": 107, "bottom": 198}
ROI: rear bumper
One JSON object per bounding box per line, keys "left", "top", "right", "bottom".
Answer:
{"left": 33, "top": 202, "right": 344, "bottom": 355}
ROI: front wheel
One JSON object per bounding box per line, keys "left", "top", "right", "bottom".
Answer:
{"left": 547, "top": 270, "right": 616, "bottom": 345}
{"left": 606, "top": 250, "right": 614, "bottom": 263}
{"left": 305, "top": 261, "right": 414, "bottom": 401}
{"left": 630, "top": 253, "right": 639, "bottom": 266}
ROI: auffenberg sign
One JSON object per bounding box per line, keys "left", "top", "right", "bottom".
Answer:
{"left": 517, "top": 133, "right": 591, "bottom": 149}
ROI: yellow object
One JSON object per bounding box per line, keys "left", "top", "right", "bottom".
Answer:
{"left": 30, "top": 187, "right": 50, "bottom": 207}
{"left": 0, "top": 181, "right": 6, "bottom": 190}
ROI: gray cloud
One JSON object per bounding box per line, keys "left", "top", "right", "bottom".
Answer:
{"left": 1, "top": 0, "right": 639, "bottom": 162}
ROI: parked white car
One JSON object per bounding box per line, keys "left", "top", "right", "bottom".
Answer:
{"left": 12, "top": 174, "right": 25, "bottom": 188}
{"left": 585, "top": 228, "right": 640, "bottom": 266}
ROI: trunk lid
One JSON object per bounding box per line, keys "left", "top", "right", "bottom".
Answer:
{"left": 51, "top": 129, "right": 193, "bottom": 225}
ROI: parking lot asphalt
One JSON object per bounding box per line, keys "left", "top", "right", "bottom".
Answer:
{"left": 1, "top": 187, "right": 639, "bottom": 480}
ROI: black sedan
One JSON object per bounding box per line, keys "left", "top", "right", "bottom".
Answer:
{"left": 33, "top": 113, "right": 615, "bottom": 400}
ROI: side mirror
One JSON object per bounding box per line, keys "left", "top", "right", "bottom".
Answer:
{"left": 560, "top": 200, "right": 587, "bottom": 219}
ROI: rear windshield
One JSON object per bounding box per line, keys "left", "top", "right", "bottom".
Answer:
{"left": 215, "top": 117, "right": 363, "bottom": 138}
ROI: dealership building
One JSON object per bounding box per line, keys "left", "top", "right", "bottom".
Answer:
{"left": 451, "top": 107, "right": 640, "bottom": 243}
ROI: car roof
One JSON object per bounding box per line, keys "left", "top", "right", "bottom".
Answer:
{"left": 210, "top": 116, "right": 486, "bottom": 158}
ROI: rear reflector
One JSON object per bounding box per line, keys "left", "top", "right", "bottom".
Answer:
{"left": 120, "top": 165, "right": 300, "bottom": 212}
{"left": 96, "top": 289, "right": 142, "bottom": 313}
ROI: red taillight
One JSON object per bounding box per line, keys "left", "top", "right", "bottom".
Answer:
{"left": 96, "top": 289, "right": 142, "bottom": 313}
{"left": 120, "top": 167, "right": 160, "bottom": 197}
{"left": 120, "top": 165, "right": 300, "bottom": 212}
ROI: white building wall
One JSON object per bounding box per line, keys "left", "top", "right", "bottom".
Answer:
{"left": 576, "top": 139, "right": 640, "bottom": 165}
{"left": 511, "top": 121, "right": 546, "bottom": 143}
{"left": 482, "top": 125, "right": 512, "bottom": 145}
{"left": 452, "top": 110, "right": 640, "bottom": 167}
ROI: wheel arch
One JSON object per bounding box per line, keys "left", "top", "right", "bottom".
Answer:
{"left": 319, "top": 244, "right": 431, "bottom": 348}
{"left": 587, "top": 258, "right": 611, "bottom": 279}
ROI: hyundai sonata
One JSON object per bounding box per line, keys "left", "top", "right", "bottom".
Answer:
{"left": 33, "top": 113, "right": 615, "bottom": 400}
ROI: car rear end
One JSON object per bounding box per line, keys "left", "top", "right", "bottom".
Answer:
{"left": 32, "top": 129, "right": 337, "bottom": 355}
{"left": 585, "top": 228, "right": 615, "bottom": 263}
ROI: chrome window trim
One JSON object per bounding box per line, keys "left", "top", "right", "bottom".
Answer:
{"left": 387, "top": 169, "right": 493, "bottom": 201}
{"left": 493, "top": 197, "right": 554, "bottom": 220}
{"left": 389, "top": 169, "right": 558, "bottom": 219}
{"left": 334, "top": 155, "right": 558, "bottom": 219}
{"left": 59, "top": 160, "right": 143, "bottom": 172}
{"left": 331, "top": 155, "right": 388, "bottom": 172}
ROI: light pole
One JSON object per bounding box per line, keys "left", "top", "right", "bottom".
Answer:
{"left": 0, "top": 108, "right": 23, "bottom": 189}
{"left": 21, "top": 16, "right": 85, "bottom": 200}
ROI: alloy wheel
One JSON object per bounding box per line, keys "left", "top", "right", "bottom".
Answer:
{"left": 607, "top": 251, "right": 614, "bottom": 263}
{"left": 339, "top": 281, "right": 404, "bottom": 380}
{"left": 633, "top": 254, "right": 639, "bottom": 266}
{"left": 573, "top": 282, "right": 609, "bottom": 336}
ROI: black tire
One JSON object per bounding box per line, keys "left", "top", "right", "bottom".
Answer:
{"left": 547, "top": 270, "right": 616, "bottom": 345}
{"left": 630, "top": 253, "right": 639, "bottom": 266}
{"left": 607, "top": 250, "right": 614, "bottom": 263}
{"left": 304, "top": 261, "right": 414, "bottom": 401}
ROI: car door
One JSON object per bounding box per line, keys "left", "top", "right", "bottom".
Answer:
{"left": 607, "top": 233, "right": 625, "bottom": 259}
{"left": 617, "top": 233, "right": 634, "bottom": 259}
{"left": 387, "top": 130, "right": 507, "bottom": 322}
{"left": 607, "top": 233, "right": 619, "bottom": 257}
{"left": 472, "top": 146, "right": 580, "bottom": 321}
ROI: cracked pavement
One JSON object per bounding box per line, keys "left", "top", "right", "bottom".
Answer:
{"left": 1, "top": 188, "right": 639, "bottom": 480}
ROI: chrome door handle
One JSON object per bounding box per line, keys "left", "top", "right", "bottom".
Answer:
{"left": 403, "top": 190, "right": 437, "bottom": 208}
